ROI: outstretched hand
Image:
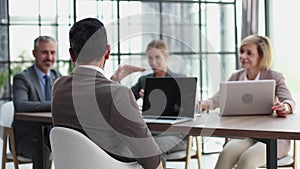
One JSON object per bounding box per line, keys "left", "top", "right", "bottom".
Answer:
{"left": 110, "top": 64, "right": 145, "bottom": 82}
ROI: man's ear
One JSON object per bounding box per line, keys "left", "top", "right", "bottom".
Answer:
{"left": 104, "top": 44, "right": 111, "bottom": 60}
{"left": 69, "top": 48, "right": 76, "bottom": 63}
{"left": 32, "top": 49, "right": 37, "bottom": 58}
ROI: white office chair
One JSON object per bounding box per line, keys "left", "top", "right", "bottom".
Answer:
{"left": 0, "top": 101, "right": 32, "bottom": 169}
{"left": 258, "top": 140, "right": 297, "bottom": 169}
{"left": 166, "top": 136, "right": 202, "bottom": 169}
{"left": 50, "top": 126, "right": 141, "bottom": 169}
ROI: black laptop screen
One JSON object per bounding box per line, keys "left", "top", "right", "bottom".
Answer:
{"left": 142, "top": 77, "right": 197, "bottom": 118}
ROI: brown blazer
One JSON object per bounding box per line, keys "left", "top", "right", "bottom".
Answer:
{"left": 52, "top": 67, "right": 162, "bottom": 169}
{"left": 205, "top": 68, "right": 296, "bottom": 158}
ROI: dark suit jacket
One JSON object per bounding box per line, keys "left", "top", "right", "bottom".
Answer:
{"left": 13, "top": 65, "right": 61, "bottom": 142}
{"left": 52, "top": 67, "right": 162, "bottom": 169}
{"left": 131, "top": 69, "right": 186, "bottom": 100}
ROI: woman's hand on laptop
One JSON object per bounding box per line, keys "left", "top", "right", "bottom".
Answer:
{"left": 195, "top": 101, "right": 209, "bottom": 113}
{"left": 139, "top": 89, "right": 144, "bottom": 98}
{"left": 272, "top": 102, "right": 288, "bottom": 118}
{"left": 201, "top": 101, "right": 209, "bottom": 112}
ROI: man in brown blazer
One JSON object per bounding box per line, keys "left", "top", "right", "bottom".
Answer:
{"left": 51, "top": 18, "right": 163, "bottom": 169}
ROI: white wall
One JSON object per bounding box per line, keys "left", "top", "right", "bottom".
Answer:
{"left": 270, "top": 0, "right": 300, "bottom": 112}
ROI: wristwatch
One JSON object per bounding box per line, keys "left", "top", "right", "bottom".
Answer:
{"left": 283, "top": 103, "right": 290, "bottom": 113}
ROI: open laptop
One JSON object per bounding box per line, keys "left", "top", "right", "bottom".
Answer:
{"left": 142, "top": 77, "right": 197, "bottom": 124}
{"left": 219, "top": 80, "right": 275, "bottom": 116}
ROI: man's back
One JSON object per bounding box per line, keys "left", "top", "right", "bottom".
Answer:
{"left": 52, "top": 66, "right": 162, "bottom": 169}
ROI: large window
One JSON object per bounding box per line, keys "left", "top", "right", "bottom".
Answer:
{"left": 269, "top": 0, "right": 300, "bottom": 111}
{"left": 0, "top": 0, "right": 238, "bottom": 101}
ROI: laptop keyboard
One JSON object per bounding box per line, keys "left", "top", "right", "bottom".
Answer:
{"left": 143, "top": 116, "right": 182, "bottom": 120}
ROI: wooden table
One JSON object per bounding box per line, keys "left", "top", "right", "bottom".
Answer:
{"left": 148, "top": 112, "right": 300, "bottom": 139}
{"left": 14, "top": 112, "right": 52, "bottom": 123}
{"left": 15, "top": 112, "right": 300, "bottom": 169}
{"left": 148, "top": 112, "right": 300, "bottom": 169}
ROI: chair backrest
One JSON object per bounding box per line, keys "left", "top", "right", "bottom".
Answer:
{"left": 259, "top": 140, "right": 297, "bottom": 169}
{"left": 0, "top": 101, "right": 33, "bottom": 169}
{"left": 50, "top": 127, "right": 140, "bottom": 169}
{"left": 277, "top": 140, "right": 297, "bottom": 169}
{"left": 0, "top": 101, "right": 14, "bottom": 128}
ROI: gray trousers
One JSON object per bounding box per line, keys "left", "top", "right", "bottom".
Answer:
{"left": 154, "top": 132, "right": 188, "bottom": 167}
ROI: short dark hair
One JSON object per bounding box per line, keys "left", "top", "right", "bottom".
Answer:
{"left": 69, "top": 18, "right": 107, "bottom": 63}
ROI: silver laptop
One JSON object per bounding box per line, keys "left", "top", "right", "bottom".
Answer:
{"left": 219, "top": 80, "right": 275, "bottom": 116}
{"left": 142, "top": 77, "right": 197, "bottom": 124}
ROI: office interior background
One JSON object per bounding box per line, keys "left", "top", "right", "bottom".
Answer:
{"left": 0, "top": 0, "right": 299, "bottom": 107}
{"left": 0, "top": 0, "right": 300, "bottom": 168}
{"left": 0, "top": 0, "right": 300, "bottom": 104}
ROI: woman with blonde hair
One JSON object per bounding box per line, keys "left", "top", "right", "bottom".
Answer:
{"left": 131, "top": 39, "right": 187, "bottom": 167}
{"left": 131, "top": 39, "right": 185, "bottom": 99}
{"left": 200, "top": 34, "right": 295, "bottom": 169}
